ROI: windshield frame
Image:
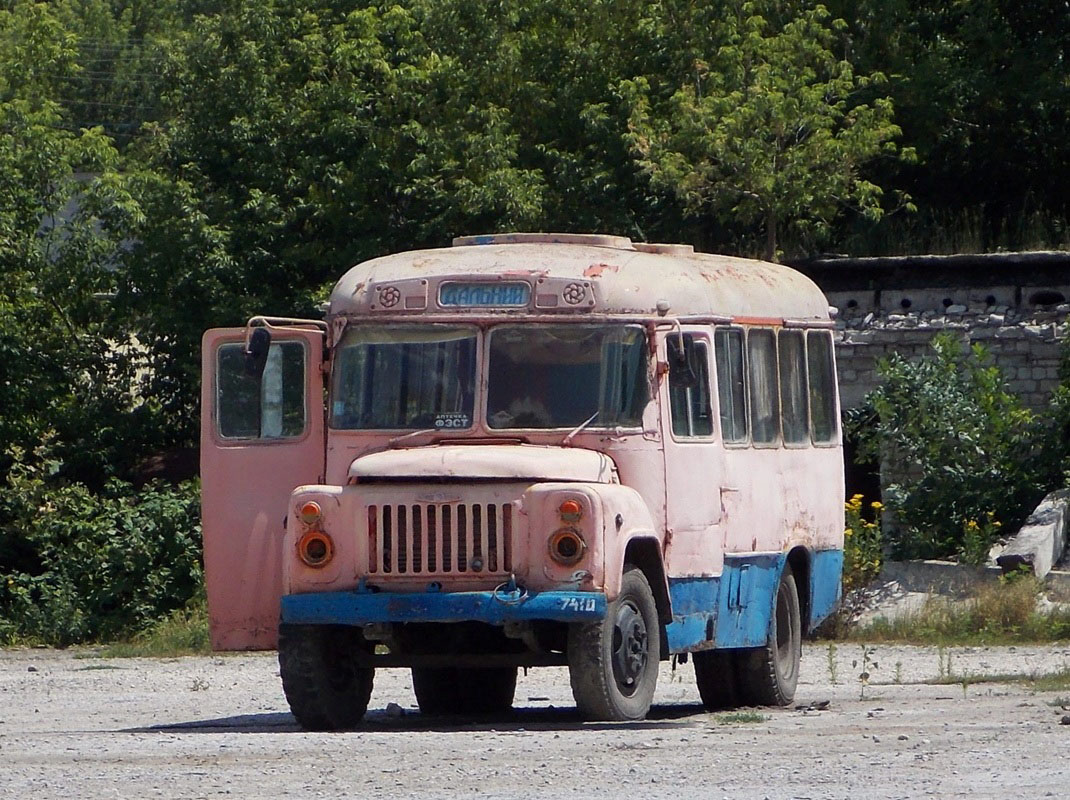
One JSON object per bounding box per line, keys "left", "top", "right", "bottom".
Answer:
{"left": 327, "top": 321, "right": 652, "bottom": 434}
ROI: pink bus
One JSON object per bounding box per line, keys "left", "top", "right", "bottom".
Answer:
{"left": 200, "top": 233, "right": 844, "bottom": 728}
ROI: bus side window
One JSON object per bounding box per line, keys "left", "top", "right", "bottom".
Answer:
{"left": 747, "top": 328, "right": 780, "bottom": 445}
{"left": 668, "top": 335, "right": 713, "bottom": 438}
{"left": 779, "top": 330, "right": 809, "bottom": 444}
{"left": 217, "top": 341, "right": 306, "bottom": 439}
{"left": 807, "top": 331, "right": 839, "bottom": 444}
{"left": 714, "top": 327, "right": 747, "bottom": 443}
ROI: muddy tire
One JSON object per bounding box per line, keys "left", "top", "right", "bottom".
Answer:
{"left": 738, "top": 566, "right": 802, "bottom": 706}
{"left": 278, "top": 624, "right": 374, "bottom": 731}
{"left": 693, "top": 649, "right": 742, "bottom": 710}
{"left": 567, "top": 566, "right": 660, "bottom": 721}
{"left": 411, "top": 667, "right": 517, "bottom": 716}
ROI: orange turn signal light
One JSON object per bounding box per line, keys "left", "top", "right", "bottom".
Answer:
{"left": 558, "top": 499, "right": 582, "bottom": 521}
{"left": 298, "top": 501, "right": 322, "bottom": 525}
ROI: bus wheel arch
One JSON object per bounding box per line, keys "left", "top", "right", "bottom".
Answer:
{"left": 621, "top": 536, "right": 672, "bottom": 626}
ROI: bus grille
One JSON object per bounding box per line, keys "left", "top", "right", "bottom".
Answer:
{"left": 367, "top": 503, "right": 513, "bottom": 575}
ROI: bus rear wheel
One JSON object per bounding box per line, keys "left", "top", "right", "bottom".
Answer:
{"left": 567, "top": 566, "right": 660, "bottom": 721}
{"left": 693, "top": 649, "right": 742, "bottom": 710}
{"left": 739, "top": 566, "right": 802, "bottom": 706}
{"left": 411, "top": 667, "right": 517, "bottom": 715}
{"left": 278, "top": 624, "right": 374, "bottom": 731}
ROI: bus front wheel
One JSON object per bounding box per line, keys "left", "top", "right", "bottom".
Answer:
{"left": 278, "top": 624, "right": 374, "bottom": 730}
{"left": 567, "top": 566, "right": 660, "bottom": 721}
{"left": 739, "top": 566, "right": 802, "bottom": 706}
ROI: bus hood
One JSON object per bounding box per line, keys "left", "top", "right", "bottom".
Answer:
{"left": 348, "top": 444, "right": 618, "bottom": 483}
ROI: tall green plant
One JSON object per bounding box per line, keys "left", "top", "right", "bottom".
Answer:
{"left": 849, "top": 333, "right": 1042, "bottom": 559}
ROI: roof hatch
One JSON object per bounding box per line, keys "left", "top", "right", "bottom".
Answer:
{"left": 452, "top": 232, "right": 636, "bottom": 250}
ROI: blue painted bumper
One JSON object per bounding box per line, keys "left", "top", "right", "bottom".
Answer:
{"left": 280, "top": 588, "right": 608, "bottom": 626}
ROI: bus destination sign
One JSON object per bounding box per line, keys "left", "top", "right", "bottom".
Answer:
{"left": 439, "top": 281, "right": 531, "bottom": 308}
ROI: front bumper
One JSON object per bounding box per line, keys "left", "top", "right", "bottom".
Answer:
{"left": 280, "top": 588, "right": 608, "bottom": 626}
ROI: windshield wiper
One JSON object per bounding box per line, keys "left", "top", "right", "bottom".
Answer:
{"left": 562, "top": 411, "right": 599, "bottom": 447}
{"left": 387, "top": 428, "right": 439, "bottom": 448}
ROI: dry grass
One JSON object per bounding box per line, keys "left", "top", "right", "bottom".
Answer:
{"left": 99, "top": 598, "right": 210, "bottom": 658}
{"left": 850, "top": 576, "right": 1070, "bottom": 645}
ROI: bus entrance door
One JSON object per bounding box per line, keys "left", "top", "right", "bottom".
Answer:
{"left": 661, "top": 329, "right": 725, "bottom": 578}
{"left": 200, "top": 327, "right": 325, "bottom": 650}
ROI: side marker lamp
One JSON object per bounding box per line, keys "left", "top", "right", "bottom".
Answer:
{"left": 558, "top": 499, "right": 583, "bottom": 522}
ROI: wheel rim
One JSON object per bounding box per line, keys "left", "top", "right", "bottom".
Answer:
{"left": 611, "top": 599, "right": 648, "bottom": 697}
{"left": 774, "top": 581, "right": 797, "bottom": 681}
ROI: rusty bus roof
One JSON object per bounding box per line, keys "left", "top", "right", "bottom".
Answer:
{"left": 329, "top": 234, "right": 832, "bottom": 321}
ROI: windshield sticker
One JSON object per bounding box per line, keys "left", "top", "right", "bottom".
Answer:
{"left": 434, "top": 413, "right": 470, "bottom": 429}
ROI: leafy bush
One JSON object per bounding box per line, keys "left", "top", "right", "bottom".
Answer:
{"left": 0, "top": 465, "right": 201, "bottom": 647}
{"left": 848, "top": 333, "right": 1046, "bottom": 560}
{"left": 957, "top": 512, "right": 1003, "bottom": 566}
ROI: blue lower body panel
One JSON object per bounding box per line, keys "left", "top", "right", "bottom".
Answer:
{"left": 664, "top": 549, "right": 843, "bottom": 654}
{"left": 281, "top": 588, "right": 608, "bottom": 626}
{"left": 281, "top": 549, "right": 843, "bottom": 652}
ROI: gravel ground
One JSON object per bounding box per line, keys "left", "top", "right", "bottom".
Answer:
{"left": 1, "top": 643, "right": 1069, "bottom": 799}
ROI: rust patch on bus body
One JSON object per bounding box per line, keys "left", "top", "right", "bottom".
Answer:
{"left": 583, "top": 262, "right": 619, "bottom": 278}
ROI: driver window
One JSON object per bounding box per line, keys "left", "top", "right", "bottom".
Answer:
{"left": 216, "top": 341, "right": 306, "bottom": 439}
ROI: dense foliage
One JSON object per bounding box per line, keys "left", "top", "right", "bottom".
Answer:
{"left": 0, "top": 470, "right": 201, "bottom": 646}
{"left": 1, "top": 0, "right": 1068, "bottom": 641}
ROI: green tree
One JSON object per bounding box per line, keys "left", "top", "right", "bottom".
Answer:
{"left": 624, "top": 2, "right": 908, "bottom": 260}
{"left": 829, "top": 0, "right": 1070, "bottom": 251}
{"left": 99, "top": 0, "right": 551, "bottom": 438}
{"left": 0, "top": 0, "right": 153, "bottom": 483}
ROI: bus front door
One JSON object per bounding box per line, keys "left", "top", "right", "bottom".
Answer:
{"left": 200, "top": 327, "right": 325, "bottom": 650}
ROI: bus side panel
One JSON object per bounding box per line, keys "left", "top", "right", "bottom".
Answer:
{"left": 808, "top": 548, "right": 844, "bottom": 629}
{"left": 721, "top": 447, "right": 843, "bottom": 554}
{"left": 663, "top": 553, "right": 785, "bottom": 653}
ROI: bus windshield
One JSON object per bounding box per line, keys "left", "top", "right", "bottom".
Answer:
{"left": 487, "top": 324, "right": 648, "bottom": 429}
{"left": 331, "top": 325, "right": 477, "bottom": 429}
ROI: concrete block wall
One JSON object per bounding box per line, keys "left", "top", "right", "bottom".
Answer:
{"left": 832, "top": 306, "right": 1068, "bottom": 410}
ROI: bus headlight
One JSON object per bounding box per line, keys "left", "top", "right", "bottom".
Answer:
{"left": 297, "top": 530, "right": 334, "bottom": 568}
{"left": 548, "top": 528, "right": 586, "bottom": 566}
